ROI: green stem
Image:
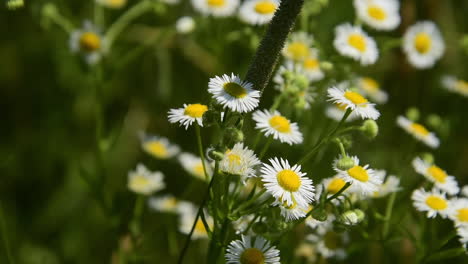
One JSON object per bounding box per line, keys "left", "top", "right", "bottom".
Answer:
{"left": 259, "top": 137, "right": 273, "bottom": 160}
{"left": 177, "top": 162, "right": 217, "bottom": 264}
{"left": 382, "top": 191, "right": 396, "bottom": 238}
{"left": 270, "top": 93, "right": 285, "bottom": 111}
{"left": 44, "top": 5, "right": 74, "bottom": 34}
{"left": 105, "top": 0, "right": 154, "bottom": 49}
{"left": 0, "top": 203, "right": 14, "bottom": 264}
{"left": 233, "top": 189, "right": 267, "bottom": 215}
{"left": 130, "top": 195, "right": 145, "bottom": 237}
{"left": 195, "top": 124, "right": 209, "bottom": 181}
{"left": 94, "top": 2, "right": 105, "bottom": 28}
{"left": 301, "top": 183, "right": 351, "bottom": 221}
{"left": 244, "top": 0, "right": 305, "bottom": 93}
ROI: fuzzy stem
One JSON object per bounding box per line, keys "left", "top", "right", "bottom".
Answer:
{"left": 0, "top": 203, "right": 15, "bottom": 264}
{"left": 244, "top": 0, "right": 305, "bottom": 93}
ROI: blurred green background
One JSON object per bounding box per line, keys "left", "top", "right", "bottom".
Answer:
{"left": 1, "top": 0, "right": 468, "bottom": 263}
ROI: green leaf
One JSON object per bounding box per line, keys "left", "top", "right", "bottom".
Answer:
{"left": 425, "top": 248, "right": 466, "bottom": 262}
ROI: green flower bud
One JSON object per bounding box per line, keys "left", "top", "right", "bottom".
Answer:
{"left": 360, "top": 120, "right": 379, "bottom": 139}
{"left": 311, "top": 208, "right": 328, "bottom": 222}
{"left": 7, "top": 0, "right": 24, "bottom": 9}
{"left": 292, "top": 75, "right": 309, "bottom": 91}
{"left": 201, "top": 110, "right": 218, "bottom": 127}
{"left": 336, "top": 156, "right": 355, "bottom": 171}
{"left": 320, "top": 61, "right": 334, "bottom": 71}
{"left": 426, "top": 114, "right": 442, "bottom": 129}
{"left": 406, "top": 107, "right": 420, "bottom": 122}
{"left": 339, "top": 135, "right": 353, "bottom": 149}
{"left": 224, "top": 128, "right": 244, "bottom": 143}
{"left": 340, "top": 209, "right": 365, "bottom": 225}
{"left": 460, "top": 35, "right": 468, "bottom": 55}
{"left": 207, "top": 149, "right": 224, "bottom": 161}
{"left": 420, "top": 152, "right": 434, "bottom": 164}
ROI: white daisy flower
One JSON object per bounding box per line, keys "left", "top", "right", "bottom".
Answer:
{"left": 315, "top": 176, "right": 351, "bottom": 205}
{"left": 176, "top": 16, "right": 195, "bottom": 34}
{"left": 220, "top": 142, "right": 260, "bottom": 178}
{"left": 252, "top": 109, "right": 303, "bottom": 145}
{"left": 148, "top": 194, "right": 180, "bottom": 213}
{"left": 168, "top": 103, "right": 209, "bottom": 129}
{"left": 396, "top": 116, "right": 439, "bottom": 148}
{"left": 449, "top": 198, "right": 468, "bottom": 227}
{"left": 412, "top": 188, "right": 450, "bottom": 218}
{"left": 333, "top": 23, "right": 378, "bottom": 65}
{"left": 261, "top": 157, "right": 315, "bottom": 207}
{"left": 225, "top": 235, "right": 281, "bottom": 264}
{"left": 327, "top": 85, "right": 380, "bottom": 120}
{"left": 353, "top": 0, "right": 400, "bottom": 31}
{"left": 456, "top": 226, "right": 468, "bottom": 249}
{"left": 373, "top": 174, "right": 401, "bottom": 198}
{"left": 273, "top": 199, "right": 309, "bottom": 221}
{"left": 356, "top": 77, "right": 388, "bottom": 104}
{"left": 232, "top": 214, "right": 256, "bottom": 234}
{"left": 128, "top": 164, "right": 165, "bottom": 195}
{"left": 179, "top": 209, "right": 214, "bottom": 240}
{"left": 325, "top": 103, "right": 359, "bottom": 122}
{"left": 191, "top": 0, "right": 239, "bottom": 17}
{"left": 412, "top": 157, "right": 459, "bottom": 195}
{"left": 441, "top": 75, "right": 468, "bottom": 97}
{"left": 295, "top": 243, "right": 317, "bottom": 263}
{"left": 178, "top": 152, "right": 212, "bottom": 181}
{"left": 239, "top": 0, "right": 279, "bottom": 25}
{"left": 307, "top": 231, "right": 348, "bottom": 260}
{"left": 69, "top": 21, "right": 107, "bottom": 65}
{"left": 299, "top": 51, "right": 325, "bottom": 82}
{"left": 333, "top": 155, "right": 382, "bottom": 196}
{"left": 282, "top": 32, "right": 314, "bottom": 62}
{"left": 462, "top": 186, "right": 468, "bottom": 197}
{"left": 208, "top": 73, "right": 260, "bottom": 113}
{"left": 403, "top": 21, "right": 445, "bottom": 69}
{"left": 139, "top": 133, "right": 180, "bottom": 159}
{"left": 306, "top": 212, "right": 336, "bottom": 235}
{"left": 96, "top": 0, "right": 127, "bottom": 9}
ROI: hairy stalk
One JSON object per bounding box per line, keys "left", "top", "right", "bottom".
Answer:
{"left": 244, "top": 0, "right": 305, "bottom": 93}
{"left": 177, "top": 162, "right": 218, "bottom": 264}
{"left": 0, "top": 203, "right": 15, "bottom": 264}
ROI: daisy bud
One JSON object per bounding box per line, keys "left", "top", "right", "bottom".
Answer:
{"left": 311, "top": 208, "right": 328, "bottom": 222}
{"left": 460, "top": 35, "right": 468, "bottom": 54}
{"left": 426, "top": 114, "right": 442, "bottom": 129}
{"left": 201, "top": 110, "right": 217, "bottom": 127}
{"left": 224, "top": 127, "right": 244, "bottom": 143}
{"left": 406, "top": 107, "right": 420, "bottom": 122}
{"left": 176, "top": 16, "right": 195, "bottom": 34}
{"left": 207, "top": 149, "right": 224, "bottom": 162}
{"left": 340, "top": 209, "right": 365, "bottom": 225}
{"left": 360, "top": 120, "right": 379, "bottom": 139}
{"left": 420, "top": 152, "right": 434, "bottom": 164}
{"left": 7, "top": 0, "right": 24, "bottom": 9}
{"left": 320, "top": 61, "right": 334, "bottom": 71}
{"left": 336, "top": 156, "right": 355, "bottom": 171}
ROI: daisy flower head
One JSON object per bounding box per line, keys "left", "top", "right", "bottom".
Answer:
{"left": 373, "top": 174, "right": 401, "bottom": 198}
{"left": 168, "top": 103, "right": 209, "bottom": 129}
{"left": 273, "top": 198, "right": 308, "bottom": 221}
{"left": 353, "top": 0, "right": 400, "bottom": 31}
{"left": 396, "top": 116, "right": 439, "bottom": 148}
{"left": 456, "top": 226, "right": 468, "bottom": 249}
{"left": 412, "top": 157, "right": 459, "bottom": 195}
{"left": 403, "top": 21, "right": 445, "bottom": 69}
{"left": 306, "top": 212, "right": 336, "bottom": 234}
{"left": 252, "top": 109, "right": 303, "bottom": 145}
{"left": 282, "top": 32, "right": 314, "bottom": 62}
{"left": 325, "top": 103, "right": 359, "bottom": 122}
{"left": 232, "top": 214, "right": 256, "bottom": 234}
{"left": 208, "top": 73, "right": 260, "bottom": 113}
{"left": 69, "top": 21, "right": 107, "bottom": 65}
{"left": 176, "top": 16, "right": 196, "bottom": 34}
{"left": 178, "top": 152, "right": 212, "bottom": 181}
{"left": 333, "top": 155, "right": 382, "bottom": 196}
{"left": 327, "top": 85, "right": 380, "bottom": 120}
{"left": 463, "top": 186, "right": 468, "bottom": 197}
{"left": 442, "top": 75, "right": 468, "bottom": 97}
{"left": 239, "top": 0, "right": 279, "bottom": 26}
{"left": 412, "top": 187, "right": 450, "bottom": 218}
{"left": 139, "top": 133, "right": 180, "bottom": 159}
{"left": 356, "top": 77, "right": 388, "bottom": 104}
{"left": 128, "top": 164, "right": 165, "bottom": 195}
{"left": 315, "top": 176, "right": 350, "bottom": 205}
{"left": 220, "top": 142, "right": 260, "bottom": 179}
{"left": 225, "top": 235, "right": 280, "bottom": 264}
{"left": 148, "top": 194, "right": 180, "bottom": 213}
{"left": 449, "top": 198, "right": 468, "bottom": 227}
{"left": 307, "top": 231, "right": 348, "bottom": 260}
{"left": 296, "top": 48, "right": 325, "bottom": 82}
{"left": 333, "top": 23, "right": 378, "bottom": 65}
{"left": 96, "top": 0, "right": 127, "bottom": 9}
{"left": 191, "top": 0, "right": 239, "bottom": 17}
{"left": 261, "top": 157, "right": 315, "bottom": 207}
{"left": 179, "top": 209, "right": 213, "bottom": 239}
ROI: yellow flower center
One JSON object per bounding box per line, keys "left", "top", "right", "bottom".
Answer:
{"left": 361, "top": 77, "right": 379, "bottom": 93}
{"left": 324, "top": 231, "right": 341, "bottom": 250}
{"left": 335, "top": 103, "right": 348, "bottom": 111}
{"left": 281, "top": 199, "right": 298, "bottom": 210}
{"left": 194, "top": 163, "right": 205, "bottom": 178}
{"left": 455, "top": 80, "right": 468, "bottom": 93}
{"left": 79, "top": 32, "right": 101, "bottom": 52}
{"left": 130, "top": 175, "right": 150, "bottom": 189}
{"left": 206, "top": 0, "right": 225, "bottom": 7}
{"left": 223, "top": 82, "right": 247, "bottom": 98}
{"left": 427, "top": 165, "right": 447, "bottom": 183}
{"left": 348, "top": 34, "right": 367, "bottom": 52}
{"left": 240, "top": 248, "right": 265, "bottom": 264}
{"left": 254, "top": 1, "right": 277, "bottom": 15}
{"left": 184, "top": 104, "right": 208, "bottom": 118}
{"left": 414, "top": 32, "right": 432, "bottom": 54}
{"left": 227, "top": 153, "right": 242, "bottom": 166}
{"left": 456, "top": 208, "right": 468, "bottom": 222}
{"left": 303, "top": 57, "right": 319, "bottom": 69}
{"left": 277, "top": 169, "right": 301, "bottom": 192}
{"left": 344, "top": 91, "right": 368, "bottom": 105}
{"left": 144, "top": 141, "right": 168, "bottom": 158}
{"left": 327, "top": 178, "right": 346, "bottom": 194}
{"left": 410, "top": 123, "right": 430, "bottom": 136}
{"left": 269, "top": 115, "right": 291, "bottom": 133}
{"left": 347, "top": 165, "right": 369, "bottom": 182}
{"left": 425, "top": 195, "right": 447, "bottom": 210}
{"left": 194, "top": 219, "right": 207, "bottom": 234}
{"left": 287, "top": 42, "right": 310, "bottom": 60}
{"left": 367, "top": 5, "right": 387, "bottom": 21}
{"left": 106, "top": 0, "right": 126, "bottom": 8}
{"left": 163, "top": 197, "right": 178, "bottom": 209}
